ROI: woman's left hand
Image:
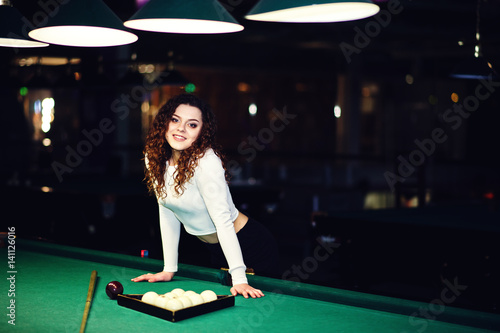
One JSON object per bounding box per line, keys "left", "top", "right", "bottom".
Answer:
{"left": 230, "top": 283, "right": 265, "bottom": 298}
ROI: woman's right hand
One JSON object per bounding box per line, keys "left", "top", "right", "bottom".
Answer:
{"left": 131, "top": 271, "right": 175, "bottom": 283}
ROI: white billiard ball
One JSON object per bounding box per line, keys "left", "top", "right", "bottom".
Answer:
{"left": 177, "top": 296, "right": 193, "bottom": 308}
{"left": 183, "top": 290, "right": 197, "bottom": 297}
{"left": 188, "top": 293, "right": 204, "bottom": 306}
{"left": 200, "top": 290, "right": 217, "bottom": 303}
{"left": 141, "top": 291, "right": 159, "bottom": 305}
{"left": 165, "top": 298, "right": 183, "bottom": 311}
{"left": 154, "top": 295, "right": 170, "bottom": 308}
{"left": 163, "top": 292, "right": 176, "bottom": 299}
{"left": 171, "top": 288, "right": 185, "bottom": 297}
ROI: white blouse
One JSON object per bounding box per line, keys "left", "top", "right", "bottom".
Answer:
{"left": 156, "top": 149, "right": 247, "bottom": 285}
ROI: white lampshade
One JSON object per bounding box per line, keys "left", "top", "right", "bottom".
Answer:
{"left": 124, "top": 0, "right": 243, "bottom": 34}
{"left": 29, "top": 0, "right": 137, "bottom": 47}
{"left": 0, "top": 1, "right": 49, "bottom": 48}
{"left": 245, "top": 0, "right": 380, "bottom": 23}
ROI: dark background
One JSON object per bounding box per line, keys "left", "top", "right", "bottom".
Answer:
{"left": 1, "top": 0, "right": 499, "bottom": 314}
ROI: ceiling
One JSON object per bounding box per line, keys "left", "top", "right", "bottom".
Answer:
{"left": 5, "top": 0, "right": 500, "bottom": 78}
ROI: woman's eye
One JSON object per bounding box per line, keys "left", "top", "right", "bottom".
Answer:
{"left": 189, "top": 123, "right": 197, "bottom": 128}
{"left": 171, "top": 118, "right": 179, "bottom": 123}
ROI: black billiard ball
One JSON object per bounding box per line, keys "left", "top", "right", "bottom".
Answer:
{"left": 106, "top": 281, "right": 124, "bottom": 299}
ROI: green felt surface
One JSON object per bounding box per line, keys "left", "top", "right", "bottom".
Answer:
{"left": 1, "top": 241, "right": 499, "bottom": 333}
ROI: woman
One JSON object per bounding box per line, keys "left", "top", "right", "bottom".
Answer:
{"left": 132, "top": 94, "right": 279, "bottom": 298}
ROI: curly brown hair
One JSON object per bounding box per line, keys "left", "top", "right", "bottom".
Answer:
{"left": 144, "top": 94, "right": 225, "bottom": 198}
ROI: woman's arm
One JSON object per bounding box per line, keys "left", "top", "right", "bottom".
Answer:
{"left": 132, "top": 203, "right": 181, "bottom": 282}
{"left": 197, "top": 156, "right": 265, "bottom": 298}
{"left": 196, "top": 153, "right": 248, "bottom": 284}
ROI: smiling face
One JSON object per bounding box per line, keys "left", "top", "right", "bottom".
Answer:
{"left": 165, "top": 104, "right": 203, "bottom": 161}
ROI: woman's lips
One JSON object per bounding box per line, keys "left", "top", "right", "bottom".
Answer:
{"left": 173, "top": 134, "right": 186, "bottom": 141}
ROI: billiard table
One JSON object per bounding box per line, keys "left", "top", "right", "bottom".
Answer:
{"left": 1, "top": 239, "right": 499, "bottom": 332}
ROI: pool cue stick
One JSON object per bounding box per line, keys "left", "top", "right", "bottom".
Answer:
{"left": 79, "top": 270, "right": 98, "bottom": 333}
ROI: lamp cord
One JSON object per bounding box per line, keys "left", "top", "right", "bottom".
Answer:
{"left": 475, "top": 0, "right": 481, "bottom": 57}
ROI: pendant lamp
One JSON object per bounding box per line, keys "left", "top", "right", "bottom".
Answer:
{"left": 29, "top": 0, "right": 138, "bottom": 47}
{"left": 245, "top": 0, "right": 380, "bottom": 23}
{"left": 0, "top": 0, "right": 49, "bottom": 48}
{"left": 124, "top": 0, "right": 243, "bottom": 34}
